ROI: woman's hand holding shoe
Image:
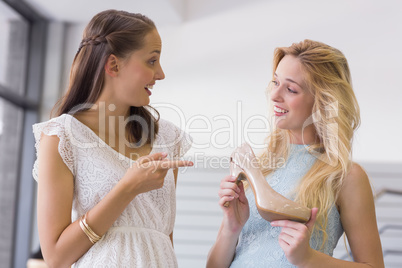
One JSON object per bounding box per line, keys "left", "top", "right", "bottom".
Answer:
{"left": 218, "top": 175, "right": 250, "bottom": 235}
{"left": 271, "top": 207, "right": 319, "bottom": 266}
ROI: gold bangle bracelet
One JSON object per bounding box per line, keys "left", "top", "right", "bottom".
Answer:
{"left": 79, "top": 213, "right": 102, "bottom": 244}
{"left": 80, "top": 220, "right": 98, "bottom": 244}
{"left": 79, "top": 218, "right": 95, "bottom": 244}
{"left": 80, "top": 214, "right": 101, "bottom": 244}
{"left": 82, "top": 215, "right": 101, "bottom": 242}
{"left": 82, "top": 213, "right": 102, "bottom": 243}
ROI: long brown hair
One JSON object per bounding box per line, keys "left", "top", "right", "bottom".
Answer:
{"left": 53, "top": 9, "right": 159, "bottom": 144}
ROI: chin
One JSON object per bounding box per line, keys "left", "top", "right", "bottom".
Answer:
{"left": 274, "top": 120, "right": 287, "bottom": 130}
{"left": 131, "top": 104, "right": 148, "bottom": 108}
{"left": 131, "top": 100, "right": 150, "bottom": 107}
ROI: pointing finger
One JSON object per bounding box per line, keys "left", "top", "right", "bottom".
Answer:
{"left": 156, "top": 159, "right": 194, "bottom": 170}
{"left": 138, "top": 152, "right": 168, "bottom": 165}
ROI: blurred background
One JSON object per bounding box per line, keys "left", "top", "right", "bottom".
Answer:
{"left": 0, "top": 0, "right": 401, "bottom": 267}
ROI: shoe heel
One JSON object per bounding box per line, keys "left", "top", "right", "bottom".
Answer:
{"left": 230, "top": 160, "right": 246, "bottom": 184}
{"left": 223, "top": 161, "right": 246, "bottom": 207}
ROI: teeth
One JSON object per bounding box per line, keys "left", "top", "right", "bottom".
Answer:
{"left": 274, "top": 106, "right": 289, "bottom": 113}
{"left": 146, "top": 85, "right": 153, "bottom": 90}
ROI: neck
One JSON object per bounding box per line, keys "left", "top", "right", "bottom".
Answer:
{"left": 74, "top": 100, "right": 132, "bottom": 141}
{"left": 94, "top": 100, "right": 133, "bottom": 142}
{"left": 95, "top": 101, "right": 130, "bottom": 119}
{"left": 95, "top": 88, "right": 131, "bottom": 118}
{"left": 288, "top": 125, "right": 318, "bottom": 145}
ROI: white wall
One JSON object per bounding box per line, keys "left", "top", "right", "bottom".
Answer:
{"left": 61, "top": 0, "right": 402, "bottom": 164}
{"left": 156, "top": 0, "right": 402, "bottom": 163}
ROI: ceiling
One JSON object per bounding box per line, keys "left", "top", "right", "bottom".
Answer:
{"left": 24, "top": 0, "right": 266, "bottom": 25}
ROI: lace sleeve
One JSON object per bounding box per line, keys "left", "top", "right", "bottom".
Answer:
{"left": 32, "top": 118, "right": 75, "bottom": 181}
{"left": 158, "top": 119, "right": 192, "bottom": 159}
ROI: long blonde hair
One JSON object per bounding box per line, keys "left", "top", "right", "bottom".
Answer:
{"left": 259, "top": 39, "right": 360, "bottom": 247}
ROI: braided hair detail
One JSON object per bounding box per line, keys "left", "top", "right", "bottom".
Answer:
{"left": 77, "top": 35, "right": 107, "bottom": 54}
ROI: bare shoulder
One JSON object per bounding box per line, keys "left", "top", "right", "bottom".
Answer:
{"left": 39, "top": 133, "right": 65, "bottom": 159}
{"left": 347, "top": 162, "right": 368, "bottom": 179}
{"left": 342, "top": 162, "right": 370, "bottom": 188}
{"left": 337, "top": 162, "right": 374, "bottom": 213}
{"left": 336, "top": 164, "right": 384, "bottom": 267}
{"left": 38, "top": 134, "right": 73, "bottom": 180}
{"left": 39, "top": 133, "right": 61, "bottom": 155}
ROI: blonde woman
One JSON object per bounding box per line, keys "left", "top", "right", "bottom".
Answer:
{"left": 207, "top": 40, "right": 384, "bottom": 267}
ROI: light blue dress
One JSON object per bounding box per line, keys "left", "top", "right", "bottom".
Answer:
{"left": 230, "top": 144, "right": 344, "bottom": 267}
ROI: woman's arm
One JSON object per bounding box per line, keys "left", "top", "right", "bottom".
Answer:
{"left": 38, "top": 135, "right": 93, "bottom": 268}
{"left": 273, "top": 163, "right": 384, "bottom": 268}
{"left": 37, "top": 135, "right": 191, "bottom": 268}
{"left": 206, "top": 176, "right": 249, "bottom": 268}
{"left": 305, "top": 163, "right": 384, "bottom": 267}
{"left": 334, "top": 163, "right": 384, "bottom": 267}
{"left": 206, "top": 221, "right": 241, "bottom": 268}
{"left": 170, "top": 168, "right": 179, "bottom": 246}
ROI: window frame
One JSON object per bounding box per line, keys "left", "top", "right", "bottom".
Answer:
{"left": 0, "top": 0, "right": 47, "bottom": 267}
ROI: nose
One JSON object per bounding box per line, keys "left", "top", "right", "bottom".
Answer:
{"left": 270, "top": 83, "right": 283, "bottom": 103}
{"left": 155, "top": 64, "right": 165, "bottom": 80}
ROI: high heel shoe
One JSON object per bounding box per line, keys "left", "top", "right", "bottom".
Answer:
{"left": 224, "top": 143, "right": 311, "bottom": 223}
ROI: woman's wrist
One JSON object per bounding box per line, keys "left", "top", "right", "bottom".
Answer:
{"left": 117, "top": 176, "right": 140, "bottom": 200}
{"left": 221, "top": 221, "right": 243, "bottom": 238}
{"left": 297, "top": 248, "right": 316, "bottom": 268}
{"left": 223, "top": 213, "right": 247, "bottom": 233}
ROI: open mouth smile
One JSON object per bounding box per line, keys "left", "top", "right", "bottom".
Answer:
{"left": 274, "top": 105, "right": 289, "bottom": 115}
{"left": 145, "top": 84, "right": 154, "bottom": 96}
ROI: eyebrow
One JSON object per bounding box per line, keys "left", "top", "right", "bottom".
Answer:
{"left": 274, "top": 73, "right": 303, "bottom": 88}
{"left": 150, "top": 49, "right": 161, "bottom": 55}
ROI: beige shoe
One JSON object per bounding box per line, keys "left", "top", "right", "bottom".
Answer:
{"left": 226, "top": 143, "right": 311, "bottom": 223}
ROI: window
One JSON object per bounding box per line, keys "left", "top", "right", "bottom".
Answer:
{"left": 0, "top": 1, "right": 47, "bottom": 267}
{"left": 0, "top": 2, "right": 29, "bottom": 95}
{"left": 0, "top": 99, "right": 24, "bottom": 266}
{"left": 0, "top": 3, "right": 29, "bottom": 266}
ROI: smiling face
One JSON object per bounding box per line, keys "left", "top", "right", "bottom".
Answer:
{"left": 112, "top": 29, "right": 165, "bottom": 108}
{"left": 270, "top": 55, "right": 316, "bottom": 143}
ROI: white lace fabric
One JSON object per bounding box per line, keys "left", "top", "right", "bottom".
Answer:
{"left": 32, "top": 114, "right": 192, "bottom": 267}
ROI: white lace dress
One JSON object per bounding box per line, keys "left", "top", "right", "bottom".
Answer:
{"left": 32, "top": 114, "right": 192, "bottom": 267}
